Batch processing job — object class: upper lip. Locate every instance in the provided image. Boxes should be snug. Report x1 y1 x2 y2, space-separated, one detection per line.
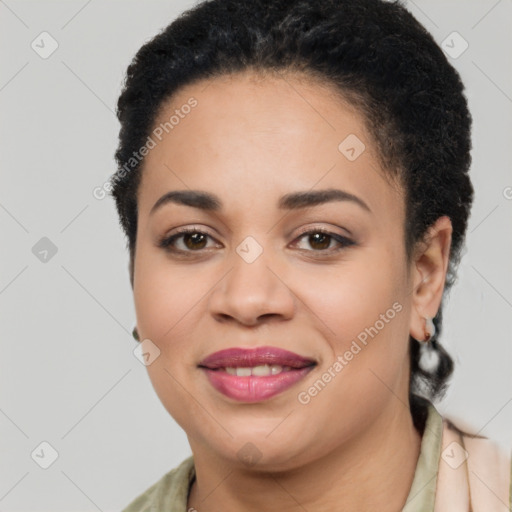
198 346 317 370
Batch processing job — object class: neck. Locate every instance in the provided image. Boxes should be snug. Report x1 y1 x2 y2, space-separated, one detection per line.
187 401 422 512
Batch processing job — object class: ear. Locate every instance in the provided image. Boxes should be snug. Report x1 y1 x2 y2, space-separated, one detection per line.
409 216 453 341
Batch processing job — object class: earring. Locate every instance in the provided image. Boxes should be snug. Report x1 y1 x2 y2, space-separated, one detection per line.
418 317 439 372
132 326 140 342
422 317 436 344
413 317 435 344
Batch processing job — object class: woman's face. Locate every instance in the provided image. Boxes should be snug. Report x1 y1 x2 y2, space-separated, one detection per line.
133 71 419 469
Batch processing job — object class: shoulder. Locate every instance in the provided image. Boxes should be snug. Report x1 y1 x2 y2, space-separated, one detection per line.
437 411 511 511
122 455 195 512
460 427 511 511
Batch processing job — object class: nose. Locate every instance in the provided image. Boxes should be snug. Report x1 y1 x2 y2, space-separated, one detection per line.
208 247 296 327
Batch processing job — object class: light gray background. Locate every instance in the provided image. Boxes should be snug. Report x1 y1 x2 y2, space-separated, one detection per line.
1 0 511 510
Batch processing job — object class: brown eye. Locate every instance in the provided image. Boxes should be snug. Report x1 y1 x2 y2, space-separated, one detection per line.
182 232 208 250
292 228 355 254
158 228 218 253
307 232 331 250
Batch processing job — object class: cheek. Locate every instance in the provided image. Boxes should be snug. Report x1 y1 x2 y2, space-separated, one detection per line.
295 256 405 343
133 244 203 340
133 274 205 424
133 253 207 427
296 252 410 394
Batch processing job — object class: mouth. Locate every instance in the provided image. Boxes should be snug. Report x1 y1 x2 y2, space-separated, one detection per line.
198 346 317 370
198 346 317 402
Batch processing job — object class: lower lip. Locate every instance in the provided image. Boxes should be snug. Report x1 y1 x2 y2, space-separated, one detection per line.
201 366 315 402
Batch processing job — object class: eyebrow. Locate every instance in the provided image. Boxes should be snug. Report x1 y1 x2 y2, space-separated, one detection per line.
149 188 371 215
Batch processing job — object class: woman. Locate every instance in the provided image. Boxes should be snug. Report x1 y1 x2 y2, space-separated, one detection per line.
110 0 511 510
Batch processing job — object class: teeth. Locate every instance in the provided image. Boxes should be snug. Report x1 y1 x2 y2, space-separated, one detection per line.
252 364 271 376
224 365 291 376
271 364 285 375
236 367 252 377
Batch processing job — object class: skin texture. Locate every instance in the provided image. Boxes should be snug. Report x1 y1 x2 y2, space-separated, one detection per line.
132 70 452 512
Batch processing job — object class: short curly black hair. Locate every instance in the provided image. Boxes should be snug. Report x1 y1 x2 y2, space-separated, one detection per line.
110 0 474 420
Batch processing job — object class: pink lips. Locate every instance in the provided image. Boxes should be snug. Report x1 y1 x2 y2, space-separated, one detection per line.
198 346 316 403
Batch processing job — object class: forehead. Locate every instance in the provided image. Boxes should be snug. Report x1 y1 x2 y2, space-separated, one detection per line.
137 70 403 220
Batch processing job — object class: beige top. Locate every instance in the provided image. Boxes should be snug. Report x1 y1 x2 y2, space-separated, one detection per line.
122 402 512 511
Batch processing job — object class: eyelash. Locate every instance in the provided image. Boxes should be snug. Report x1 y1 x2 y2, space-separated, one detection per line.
158 225 355 257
